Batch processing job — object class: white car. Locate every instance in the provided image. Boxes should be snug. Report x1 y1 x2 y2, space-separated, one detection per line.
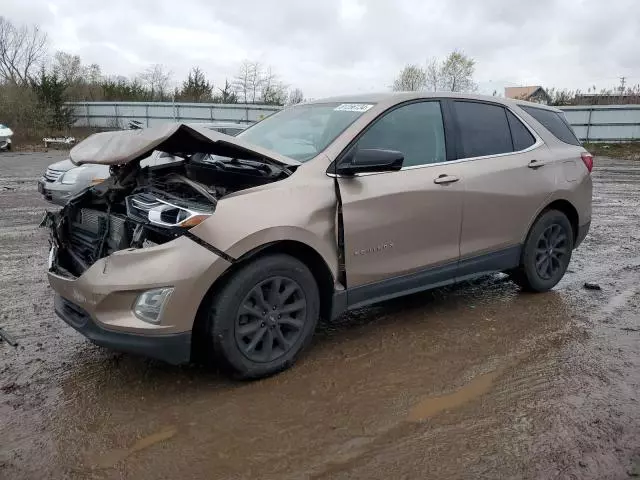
0 124 13 151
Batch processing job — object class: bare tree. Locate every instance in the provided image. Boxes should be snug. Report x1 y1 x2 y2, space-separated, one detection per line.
249 62 264 103
392 64 426 91
438 51 477 92
233 60 264 103
232 61 251 103
260 66 288 105
83 63 102 84
425 57 439 92
288 88 304 105
422 51 477 93
52 51 82 84
0 17 48 85
139 64 173 101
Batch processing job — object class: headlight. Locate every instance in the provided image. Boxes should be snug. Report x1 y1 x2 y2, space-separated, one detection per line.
60 167 84 184
133 287 174 324
147 203 211 228
126 195 212 228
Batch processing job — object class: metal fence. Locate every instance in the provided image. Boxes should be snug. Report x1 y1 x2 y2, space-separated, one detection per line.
559 105 640 142
68 101 640 143
69 101 282 128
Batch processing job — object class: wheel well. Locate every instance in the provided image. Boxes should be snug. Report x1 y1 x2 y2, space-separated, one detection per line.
191 241 336 361
238 241 336 322
542 200 579 242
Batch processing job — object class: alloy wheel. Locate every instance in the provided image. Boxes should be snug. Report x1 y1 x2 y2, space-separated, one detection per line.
534 223 569 280
235 276 307 363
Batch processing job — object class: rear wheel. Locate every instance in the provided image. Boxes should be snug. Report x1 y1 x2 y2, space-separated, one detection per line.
205 254 319 379
511 210 574 292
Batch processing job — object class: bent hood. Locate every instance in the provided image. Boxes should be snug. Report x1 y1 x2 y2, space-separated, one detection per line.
69 123 301 168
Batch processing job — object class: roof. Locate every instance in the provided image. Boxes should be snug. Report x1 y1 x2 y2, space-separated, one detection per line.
505 86 546 100
304 91 561 112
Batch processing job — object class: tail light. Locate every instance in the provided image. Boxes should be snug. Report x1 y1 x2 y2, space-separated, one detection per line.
581 152 593 173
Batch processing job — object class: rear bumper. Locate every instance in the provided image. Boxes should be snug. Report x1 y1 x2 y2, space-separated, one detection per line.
575 221 591 248
55 295 192 364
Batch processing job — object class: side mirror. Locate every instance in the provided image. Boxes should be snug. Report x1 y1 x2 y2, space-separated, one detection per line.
336 148 404 176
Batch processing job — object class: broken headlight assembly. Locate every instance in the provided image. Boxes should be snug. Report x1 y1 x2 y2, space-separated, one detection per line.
126 193 212 228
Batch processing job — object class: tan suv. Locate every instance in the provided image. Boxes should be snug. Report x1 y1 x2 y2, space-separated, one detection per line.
43 92 592 378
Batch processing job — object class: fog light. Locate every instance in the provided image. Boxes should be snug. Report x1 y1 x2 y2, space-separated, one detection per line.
133 287 173 324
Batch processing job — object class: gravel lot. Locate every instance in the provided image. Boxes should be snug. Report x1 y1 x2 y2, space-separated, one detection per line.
0 152 639 479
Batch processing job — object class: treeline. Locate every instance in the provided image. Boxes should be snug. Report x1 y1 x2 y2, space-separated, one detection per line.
546 85 640 106
0 16 304 139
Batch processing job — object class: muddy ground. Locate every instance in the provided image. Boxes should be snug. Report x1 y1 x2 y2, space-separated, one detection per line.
0 152 638 479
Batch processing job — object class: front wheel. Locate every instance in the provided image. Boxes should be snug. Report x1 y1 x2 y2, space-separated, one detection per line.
205 254 320 379
511 210 574 292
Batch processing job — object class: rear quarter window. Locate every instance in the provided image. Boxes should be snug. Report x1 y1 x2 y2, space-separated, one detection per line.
520 106 581 146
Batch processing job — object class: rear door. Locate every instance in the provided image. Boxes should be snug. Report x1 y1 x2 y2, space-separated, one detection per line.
450 100 557 274
337 100 465 301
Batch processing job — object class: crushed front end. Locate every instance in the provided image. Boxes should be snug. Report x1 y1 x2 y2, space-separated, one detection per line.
41 162 236 364
41 123 296 364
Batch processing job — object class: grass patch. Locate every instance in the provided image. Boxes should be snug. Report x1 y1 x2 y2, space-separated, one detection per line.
583 142 640 160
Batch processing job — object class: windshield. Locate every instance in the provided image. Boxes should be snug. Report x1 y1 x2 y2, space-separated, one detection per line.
231 102 374 162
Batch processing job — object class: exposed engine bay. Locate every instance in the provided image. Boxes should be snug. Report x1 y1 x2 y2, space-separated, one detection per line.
42 153 291 277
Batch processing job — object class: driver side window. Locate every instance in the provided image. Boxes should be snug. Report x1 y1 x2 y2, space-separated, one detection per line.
356 101 446 167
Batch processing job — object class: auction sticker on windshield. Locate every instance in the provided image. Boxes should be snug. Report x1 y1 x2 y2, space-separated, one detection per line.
334 104 374 112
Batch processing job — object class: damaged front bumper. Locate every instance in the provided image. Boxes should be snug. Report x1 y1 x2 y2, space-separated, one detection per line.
54 295 192 364
43 212 232 363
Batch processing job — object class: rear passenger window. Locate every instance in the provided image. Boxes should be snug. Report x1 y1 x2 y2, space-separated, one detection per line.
356 101 446 167
520 106 581 146
453 101 512 158
507 110 536 150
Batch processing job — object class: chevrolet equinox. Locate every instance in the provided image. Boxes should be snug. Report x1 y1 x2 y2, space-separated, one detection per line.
43 92 592 378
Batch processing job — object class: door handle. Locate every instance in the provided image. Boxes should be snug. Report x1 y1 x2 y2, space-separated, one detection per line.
527 159 546 169
434 174 459 185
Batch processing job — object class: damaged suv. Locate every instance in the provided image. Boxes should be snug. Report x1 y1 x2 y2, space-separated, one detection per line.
43 93 592 378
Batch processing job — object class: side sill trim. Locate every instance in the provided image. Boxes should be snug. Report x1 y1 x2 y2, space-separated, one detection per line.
341 245 522 312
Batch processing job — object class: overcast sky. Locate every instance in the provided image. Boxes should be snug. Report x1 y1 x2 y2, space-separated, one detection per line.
5 0 640 98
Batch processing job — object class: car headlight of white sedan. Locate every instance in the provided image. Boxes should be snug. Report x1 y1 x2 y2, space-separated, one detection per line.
60 167 86 184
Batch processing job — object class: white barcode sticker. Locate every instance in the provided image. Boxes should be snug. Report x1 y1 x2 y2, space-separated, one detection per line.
334 103 374 112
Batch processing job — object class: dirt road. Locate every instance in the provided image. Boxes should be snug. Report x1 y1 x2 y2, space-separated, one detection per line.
1 152 638 479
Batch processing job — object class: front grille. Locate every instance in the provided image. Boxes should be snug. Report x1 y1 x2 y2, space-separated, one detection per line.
44 168 65 182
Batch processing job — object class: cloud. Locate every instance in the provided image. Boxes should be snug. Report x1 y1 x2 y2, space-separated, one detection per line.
3 0 640 97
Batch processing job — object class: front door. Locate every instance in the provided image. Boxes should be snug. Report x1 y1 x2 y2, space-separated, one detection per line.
337 100 464 304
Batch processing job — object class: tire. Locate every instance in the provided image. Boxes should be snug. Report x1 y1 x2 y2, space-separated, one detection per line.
204 254 320 379
511 210 574 292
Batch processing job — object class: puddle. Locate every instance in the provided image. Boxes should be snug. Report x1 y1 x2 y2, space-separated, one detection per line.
408 369 501 421
88 426 177 469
